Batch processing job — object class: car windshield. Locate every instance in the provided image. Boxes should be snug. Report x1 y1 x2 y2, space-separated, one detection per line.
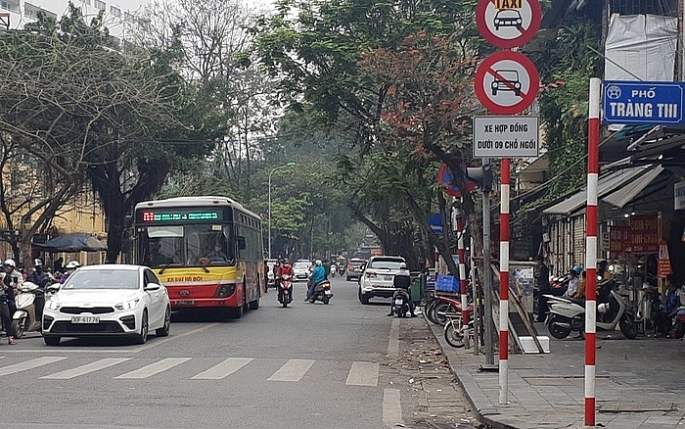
294 262 310 270
369 259 403 270
62 269 139 290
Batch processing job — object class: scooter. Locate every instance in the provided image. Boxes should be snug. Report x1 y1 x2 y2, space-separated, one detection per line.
545 279 637 340
12 281 42 338
277 274 293 308
309 280 333 304
390 288 412 317
330 265 337 278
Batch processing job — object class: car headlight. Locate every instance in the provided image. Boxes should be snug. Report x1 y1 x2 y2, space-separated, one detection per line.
115 299 140 311
46 300 60 311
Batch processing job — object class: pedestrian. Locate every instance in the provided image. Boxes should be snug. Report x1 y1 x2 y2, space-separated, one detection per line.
534 255 550 322
573 271 587 299
656 276 679 337
564 266 582 298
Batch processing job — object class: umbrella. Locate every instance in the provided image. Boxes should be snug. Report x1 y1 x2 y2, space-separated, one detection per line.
34 233 107 252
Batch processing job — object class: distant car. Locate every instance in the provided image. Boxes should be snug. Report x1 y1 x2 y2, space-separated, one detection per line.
346 258 367 281
42 264 171 346
292 261 311 282
491 69 521 96
493 9 522 30
358 256 406 305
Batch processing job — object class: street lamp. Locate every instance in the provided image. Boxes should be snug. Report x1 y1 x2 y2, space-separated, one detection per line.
268 162 296 259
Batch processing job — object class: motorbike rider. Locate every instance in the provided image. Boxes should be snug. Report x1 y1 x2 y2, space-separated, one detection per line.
59 261 81 284
306 260 326 302
27 259 51 324
1 259 22 317
387 262 416 317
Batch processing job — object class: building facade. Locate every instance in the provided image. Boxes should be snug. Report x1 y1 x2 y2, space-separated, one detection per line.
0 0 152 42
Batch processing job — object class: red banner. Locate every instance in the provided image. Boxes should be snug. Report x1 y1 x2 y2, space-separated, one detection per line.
609 226 631 256
630 215 659 253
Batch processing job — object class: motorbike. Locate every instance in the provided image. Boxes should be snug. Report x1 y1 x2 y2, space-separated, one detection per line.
309 280 333 304
545 279 637 340
390 288 412 318
277 274 293 308
330 265 337 278
12 281 43 338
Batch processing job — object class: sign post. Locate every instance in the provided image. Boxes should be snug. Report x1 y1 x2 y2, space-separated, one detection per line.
474 0 541 405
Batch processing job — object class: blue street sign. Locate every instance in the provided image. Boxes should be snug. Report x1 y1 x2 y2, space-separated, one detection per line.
429 213 443 234
603 81 684 125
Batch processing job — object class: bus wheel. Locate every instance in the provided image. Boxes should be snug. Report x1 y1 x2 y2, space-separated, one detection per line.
249 296 259 310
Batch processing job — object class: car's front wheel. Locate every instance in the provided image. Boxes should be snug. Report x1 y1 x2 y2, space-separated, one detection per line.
358 287 370 305
44 336 60 346
155 306 171 337
133 310 149 345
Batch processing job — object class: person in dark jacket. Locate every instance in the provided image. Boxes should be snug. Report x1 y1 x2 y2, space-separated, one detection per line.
27 259 50 324
534 255 551 322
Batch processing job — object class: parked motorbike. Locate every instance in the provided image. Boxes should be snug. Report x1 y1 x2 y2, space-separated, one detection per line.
309 280 333 304
277 274 293 308
390 288 411 318
12 281 43 338
545 279 637 340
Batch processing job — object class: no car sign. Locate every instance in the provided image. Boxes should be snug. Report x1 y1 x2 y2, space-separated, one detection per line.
476 0 542 49
474 51 539 115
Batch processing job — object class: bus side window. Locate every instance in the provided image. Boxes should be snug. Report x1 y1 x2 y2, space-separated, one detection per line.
237 236 246 250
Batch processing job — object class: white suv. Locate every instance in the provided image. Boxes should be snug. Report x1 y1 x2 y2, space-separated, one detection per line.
358 256 406 305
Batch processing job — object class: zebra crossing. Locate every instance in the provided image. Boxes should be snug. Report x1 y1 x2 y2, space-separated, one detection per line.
0 355 381 385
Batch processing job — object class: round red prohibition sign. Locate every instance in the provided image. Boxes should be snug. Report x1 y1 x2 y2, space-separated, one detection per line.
476 0 542 49
474 51 539 115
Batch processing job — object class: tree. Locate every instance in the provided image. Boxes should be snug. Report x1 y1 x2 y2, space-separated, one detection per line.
0 5 213 262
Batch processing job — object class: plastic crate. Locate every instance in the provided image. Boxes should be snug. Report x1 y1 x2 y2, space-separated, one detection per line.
436 274 460 293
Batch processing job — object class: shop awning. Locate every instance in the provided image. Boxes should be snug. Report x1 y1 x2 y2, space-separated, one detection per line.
603 165 664 208
543 164 658 216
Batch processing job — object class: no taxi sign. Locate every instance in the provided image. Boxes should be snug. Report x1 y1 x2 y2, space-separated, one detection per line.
474 50 539 115
476 0 542 49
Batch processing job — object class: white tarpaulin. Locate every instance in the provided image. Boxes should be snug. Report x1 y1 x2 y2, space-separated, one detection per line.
605 14 678 81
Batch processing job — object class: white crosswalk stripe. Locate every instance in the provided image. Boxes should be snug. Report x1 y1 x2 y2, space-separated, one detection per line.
0 356 66 377
267 359 315 382
115 358 191 379
41 358 131 380
0 356 380 385
191 357 253 380
346 361 379 386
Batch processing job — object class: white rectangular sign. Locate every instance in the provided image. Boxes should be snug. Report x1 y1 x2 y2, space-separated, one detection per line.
674 181 685 210
473 116 539 158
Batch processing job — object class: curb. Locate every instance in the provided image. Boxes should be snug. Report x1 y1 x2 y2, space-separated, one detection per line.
424 314 518 429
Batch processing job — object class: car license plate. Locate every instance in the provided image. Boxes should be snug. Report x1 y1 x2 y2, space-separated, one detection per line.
395 298 404 305
174 300 195 306
324 290 332 296
384 275 393 281
71 316 100 324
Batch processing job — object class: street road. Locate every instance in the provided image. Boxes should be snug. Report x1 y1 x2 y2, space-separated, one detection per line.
0 276 451 429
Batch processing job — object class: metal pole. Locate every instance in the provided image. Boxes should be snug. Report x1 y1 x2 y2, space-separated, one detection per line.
482 158 494 367
268 169 274 259
471 236 480 356
457 210 470 349
585 77 601 426
499 158 510 404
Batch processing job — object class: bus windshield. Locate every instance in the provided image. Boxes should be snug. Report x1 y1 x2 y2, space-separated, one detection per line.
140 224 235 268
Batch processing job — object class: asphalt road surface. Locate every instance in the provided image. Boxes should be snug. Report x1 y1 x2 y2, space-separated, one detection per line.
0 276 476 429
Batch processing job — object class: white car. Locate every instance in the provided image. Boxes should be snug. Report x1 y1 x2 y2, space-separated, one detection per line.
42 264 171 346
358 256 406 304
292 261 311 282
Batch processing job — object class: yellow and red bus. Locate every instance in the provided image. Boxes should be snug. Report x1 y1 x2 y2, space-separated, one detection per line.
132 196 263 318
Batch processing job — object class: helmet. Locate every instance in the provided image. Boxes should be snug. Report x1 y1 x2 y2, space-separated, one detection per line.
34 258 43 267
572 266 582 275
66 261 81 269
315 260 322 266
3 259 15 268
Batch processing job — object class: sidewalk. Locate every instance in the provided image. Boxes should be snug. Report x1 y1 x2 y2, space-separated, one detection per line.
427 318 685 429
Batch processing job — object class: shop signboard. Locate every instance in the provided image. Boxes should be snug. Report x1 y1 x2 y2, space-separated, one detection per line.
675 181 685 210
658 240 673 279
630 215 659 253
609 226 631 257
